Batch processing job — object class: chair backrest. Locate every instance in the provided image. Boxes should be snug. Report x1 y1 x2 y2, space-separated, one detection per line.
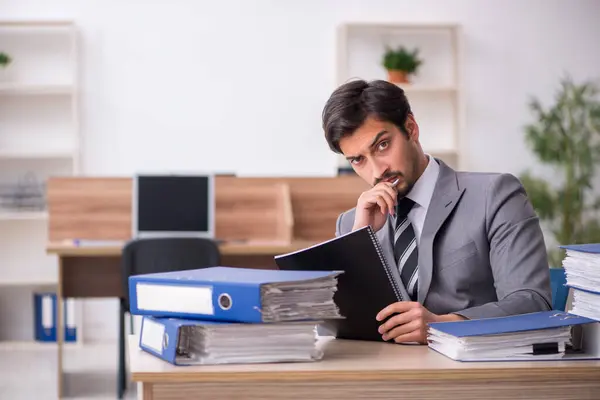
121 237 221 310
550 267 569 311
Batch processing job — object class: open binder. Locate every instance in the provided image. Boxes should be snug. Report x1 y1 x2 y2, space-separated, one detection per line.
275 225 407 342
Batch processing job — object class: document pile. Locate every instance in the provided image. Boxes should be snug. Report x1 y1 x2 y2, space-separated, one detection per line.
561 243 600 321
427 311 597 362
129 266 343 365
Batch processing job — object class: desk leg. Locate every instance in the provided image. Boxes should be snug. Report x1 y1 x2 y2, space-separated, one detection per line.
138 382 153 400
57 257 64 399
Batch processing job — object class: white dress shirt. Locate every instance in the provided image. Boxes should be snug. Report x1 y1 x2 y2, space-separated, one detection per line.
395 154 440 246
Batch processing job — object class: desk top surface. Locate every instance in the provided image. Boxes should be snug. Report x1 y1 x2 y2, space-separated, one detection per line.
46 239 316 256
127 335 600 383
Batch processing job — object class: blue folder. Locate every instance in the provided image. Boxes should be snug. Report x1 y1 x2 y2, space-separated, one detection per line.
138 316 202 365
34 292 77 342
560 243 600 253
138 315 323 365
128 266 342 323
428 311 596 338
428 311 600 361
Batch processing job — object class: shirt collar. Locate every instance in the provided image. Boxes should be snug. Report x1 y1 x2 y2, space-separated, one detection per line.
405 154 439 210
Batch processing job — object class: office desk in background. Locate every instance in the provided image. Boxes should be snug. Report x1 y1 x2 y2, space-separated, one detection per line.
127 335 600 400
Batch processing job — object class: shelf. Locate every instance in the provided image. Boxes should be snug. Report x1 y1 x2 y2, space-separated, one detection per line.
396 84 457 93
336 21 465 170
0 277 56 286
342 22 460 31
0 20 75 28
0 148 75 159
0 83 74 96
0 340 79 351
0 19 80 349
0 211 48 221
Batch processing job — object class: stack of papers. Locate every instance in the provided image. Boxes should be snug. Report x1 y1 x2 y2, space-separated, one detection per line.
260 275 342 322
427 311 596 361
571 290 600 321
141 317 324 365
561 244 600 321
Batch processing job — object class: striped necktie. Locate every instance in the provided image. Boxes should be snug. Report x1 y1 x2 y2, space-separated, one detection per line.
393 197 418 300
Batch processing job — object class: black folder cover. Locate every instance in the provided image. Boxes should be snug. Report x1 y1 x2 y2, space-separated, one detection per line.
274 226 404 342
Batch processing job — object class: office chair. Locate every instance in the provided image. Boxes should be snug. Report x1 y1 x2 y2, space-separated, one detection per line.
117 237 221 399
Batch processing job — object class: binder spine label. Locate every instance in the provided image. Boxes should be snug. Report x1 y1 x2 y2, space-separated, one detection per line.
42 295 53 330
141 317 166 355
136 283 215 316
65 298 75 328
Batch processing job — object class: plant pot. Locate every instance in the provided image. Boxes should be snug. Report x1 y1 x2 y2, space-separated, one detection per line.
387 69 410 84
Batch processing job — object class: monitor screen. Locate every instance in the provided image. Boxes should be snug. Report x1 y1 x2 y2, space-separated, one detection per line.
133 174 214 238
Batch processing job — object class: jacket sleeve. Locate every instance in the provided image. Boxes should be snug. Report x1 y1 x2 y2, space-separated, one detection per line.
454 173 553 320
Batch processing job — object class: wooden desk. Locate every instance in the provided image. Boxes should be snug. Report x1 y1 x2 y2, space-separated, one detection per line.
46 240 315 257
127 335 600 400
46 240 317 398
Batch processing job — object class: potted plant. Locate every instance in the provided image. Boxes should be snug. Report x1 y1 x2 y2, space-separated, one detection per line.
519 75 600 269
0 52 11 68
381 46 422 84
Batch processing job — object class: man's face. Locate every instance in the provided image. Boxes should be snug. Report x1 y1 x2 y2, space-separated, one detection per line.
338 115 421 198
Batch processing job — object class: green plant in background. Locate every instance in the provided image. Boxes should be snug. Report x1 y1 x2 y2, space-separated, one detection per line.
381 46 423 83
519 75 600 267
382 46 422 73
0 52 11 67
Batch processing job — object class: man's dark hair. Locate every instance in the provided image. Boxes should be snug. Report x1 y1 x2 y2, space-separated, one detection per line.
322 79 412 154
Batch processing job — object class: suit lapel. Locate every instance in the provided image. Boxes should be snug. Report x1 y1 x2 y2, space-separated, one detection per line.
418 159 465 304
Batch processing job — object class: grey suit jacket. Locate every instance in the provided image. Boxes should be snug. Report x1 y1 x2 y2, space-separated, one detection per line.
335 159 552 319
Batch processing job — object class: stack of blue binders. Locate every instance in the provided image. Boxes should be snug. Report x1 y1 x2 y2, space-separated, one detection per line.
128 266 343 365
560 243 600 322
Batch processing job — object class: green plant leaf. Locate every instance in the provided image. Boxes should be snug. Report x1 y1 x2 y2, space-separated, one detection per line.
520 75 600 260
578 219 600 243
0 52 11 67
547 248 565 268
381 46 423 73
519 171 557 220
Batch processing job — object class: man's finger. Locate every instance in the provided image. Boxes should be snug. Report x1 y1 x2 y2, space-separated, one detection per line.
382 184 398 201
371 189 395 214
375 197 388 215
376 301 418 321
392 330 424 344
378 311 415 334
382 318 422 341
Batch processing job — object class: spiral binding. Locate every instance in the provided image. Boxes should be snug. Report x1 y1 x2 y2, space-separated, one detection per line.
366 226 404 302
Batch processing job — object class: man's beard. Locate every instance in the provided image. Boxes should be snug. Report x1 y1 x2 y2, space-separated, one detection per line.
396 181 415 198
374 171 404 186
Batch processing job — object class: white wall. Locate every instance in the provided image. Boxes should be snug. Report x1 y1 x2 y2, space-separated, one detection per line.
2 0 599 341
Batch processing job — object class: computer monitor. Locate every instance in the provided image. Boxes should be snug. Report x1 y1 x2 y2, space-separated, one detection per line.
132 173 215 239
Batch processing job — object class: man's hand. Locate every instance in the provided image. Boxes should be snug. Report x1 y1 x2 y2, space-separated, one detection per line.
352 181 398 232
376 302 466 344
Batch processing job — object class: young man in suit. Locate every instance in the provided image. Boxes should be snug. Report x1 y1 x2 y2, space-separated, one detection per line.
322 79 552 344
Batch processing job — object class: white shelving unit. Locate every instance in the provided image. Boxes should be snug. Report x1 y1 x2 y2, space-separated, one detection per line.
0 20 83 349
334 22 465 172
